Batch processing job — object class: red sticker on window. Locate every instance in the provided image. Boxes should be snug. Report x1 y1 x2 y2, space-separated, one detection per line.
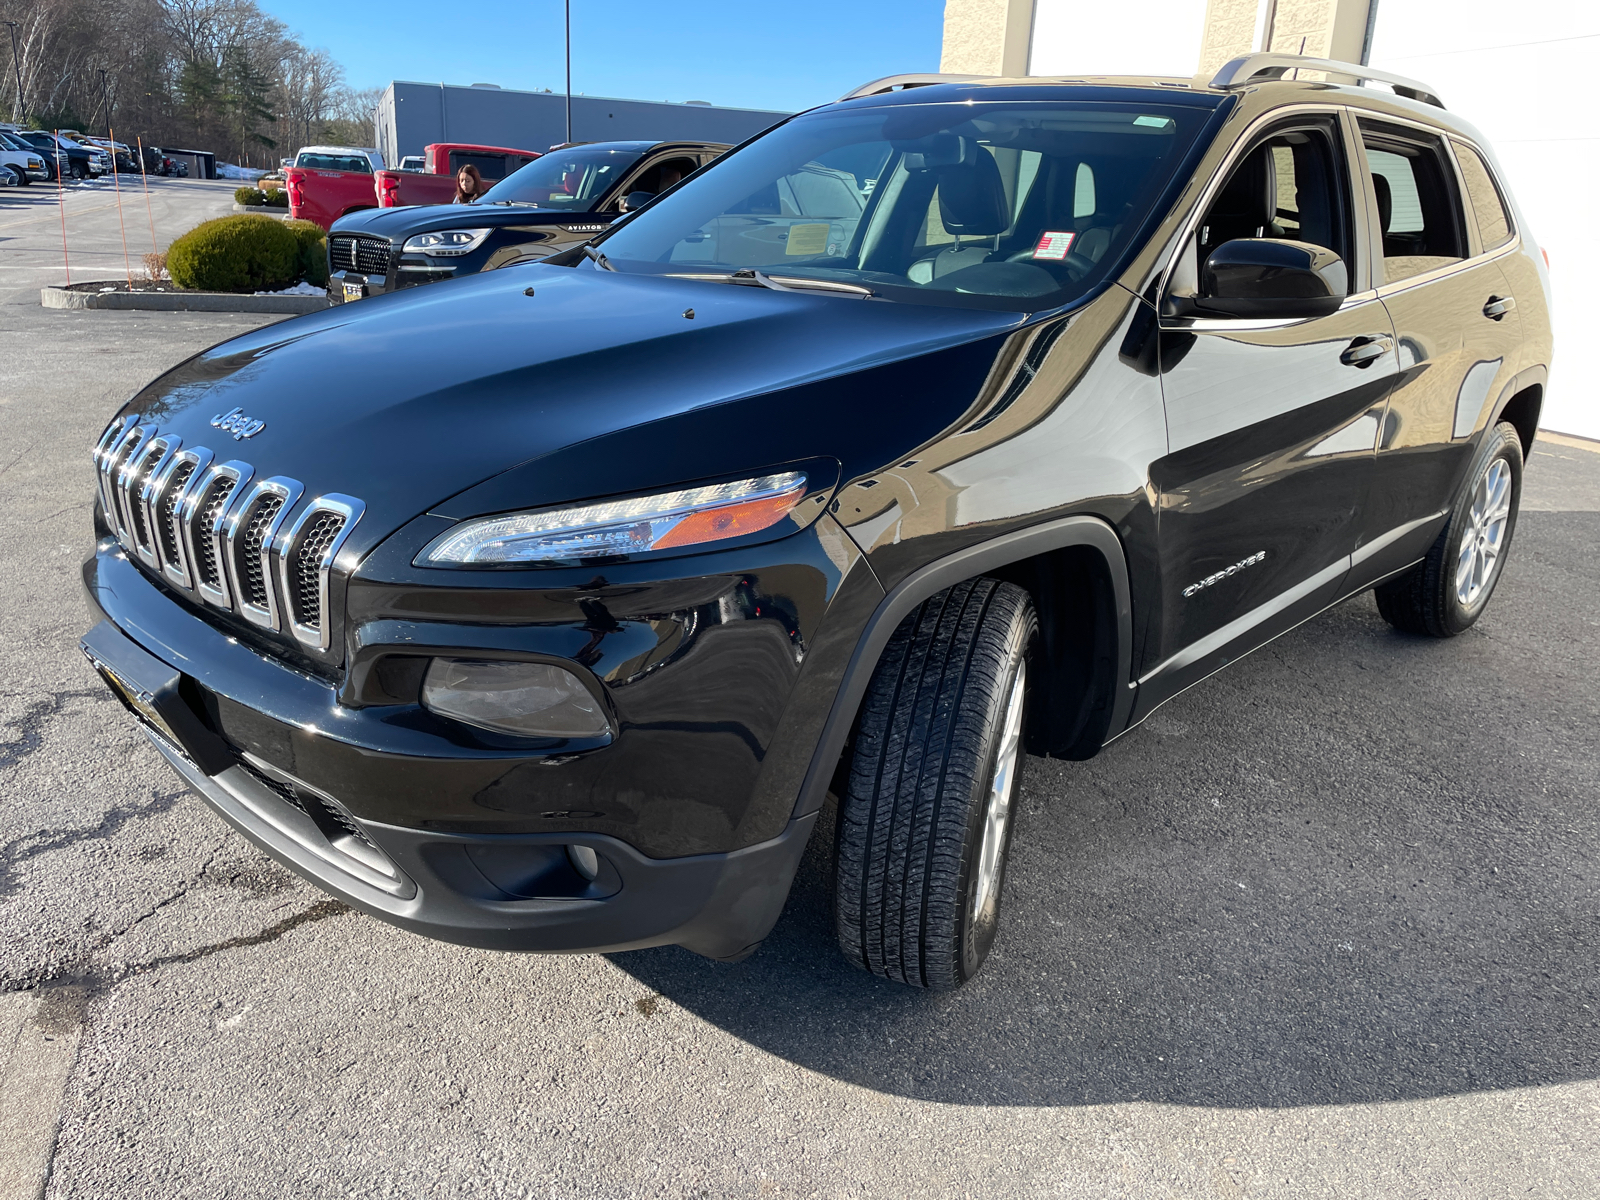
1034 230 1076 260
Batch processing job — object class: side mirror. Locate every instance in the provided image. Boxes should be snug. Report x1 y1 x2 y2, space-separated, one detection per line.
619 190 655 213
1196 238 1348 319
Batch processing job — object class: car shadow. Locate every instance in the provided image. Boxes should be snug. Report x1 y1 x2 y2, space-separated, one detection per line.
610 586 1600 1109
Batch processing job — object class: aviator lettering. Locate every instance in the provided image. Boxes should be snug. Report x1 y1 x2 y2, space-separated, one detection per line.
210 407 265 440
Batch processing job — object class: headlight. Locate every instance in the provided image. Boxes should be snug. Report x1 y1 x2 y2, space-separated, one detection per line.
403 228 492 256
422 658 610 738
420 471 809 566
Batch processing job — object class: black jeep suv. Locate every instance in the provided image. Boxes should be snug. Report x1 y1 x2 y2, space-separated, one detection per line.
83 56 1551 989
326 140 728 303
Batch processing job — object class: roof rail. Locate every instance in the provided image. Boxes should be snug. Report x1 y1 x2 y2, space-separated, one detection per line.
1208 53 1444 109
839 73 991 102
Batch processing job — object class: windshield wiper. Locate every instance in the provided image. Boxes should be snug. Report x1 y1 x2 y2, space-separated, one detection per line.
582 244 615 271
662 269 873 298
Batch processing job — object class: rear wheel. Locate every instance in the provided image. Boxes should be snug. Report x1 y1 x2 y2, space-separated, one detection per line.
1375 420 1523 636
834 578 1037 990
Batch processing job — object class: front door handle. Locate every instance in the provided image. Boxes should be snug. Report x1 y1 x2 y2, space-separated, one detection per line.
1483 295 1516 320
1340 336 1393 368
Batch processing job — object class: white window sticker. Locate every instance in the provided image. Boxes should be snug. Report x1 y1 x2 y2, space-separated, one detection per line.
1034 230 1076 260
785 223 830 256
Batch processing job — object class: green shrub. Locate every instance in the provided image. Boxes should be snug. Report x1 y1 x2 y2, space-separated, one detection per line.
234 186 263 206
284 219 328 287
167 215 299 293
263 186 288 208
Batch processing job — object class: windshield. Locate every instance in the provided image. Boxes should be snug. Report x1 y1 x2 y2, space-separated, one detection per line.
296 152 370 173
478 146 646 207
592 98 1217 311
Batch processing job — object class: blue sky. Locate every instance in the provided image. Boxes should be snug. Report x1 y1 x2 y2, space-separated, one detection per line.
259 0 945 114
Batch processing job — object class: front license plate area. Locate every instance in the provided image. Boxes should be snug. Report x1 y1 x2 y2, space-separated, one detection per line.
342 282 365 302
80 621 234 775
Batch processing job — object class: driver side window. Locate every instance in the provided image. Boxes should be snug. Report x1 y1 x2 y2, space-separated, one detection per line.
1183 121 1352 300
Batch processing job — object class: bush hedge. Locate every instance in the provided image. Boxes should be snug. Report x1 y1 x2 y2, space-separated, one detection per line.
284 219 328 287
234 185 288 208
167 215 299 292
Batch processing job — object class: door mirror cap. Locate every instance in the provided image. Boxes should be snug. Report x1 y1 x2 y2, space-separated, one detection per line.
618 190 656 213
1197 238 1348 319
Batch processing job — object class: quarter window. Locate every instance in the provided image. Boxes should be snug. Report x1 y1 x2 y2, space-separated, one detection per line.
1359 124 1466 284
1451 140 1513 252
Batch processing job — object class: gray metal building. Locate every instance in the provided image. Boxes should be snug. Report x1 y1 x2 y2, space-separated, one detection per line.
375 82 790 166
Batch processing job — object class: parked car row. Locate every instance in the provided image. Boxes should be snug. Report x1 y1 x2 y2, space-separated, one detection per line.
0 125 189 181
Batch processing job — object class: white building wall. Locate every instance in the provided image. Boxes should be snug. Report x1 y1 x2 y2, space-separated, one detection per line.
1367 1 1598 437
1028 0 1210 77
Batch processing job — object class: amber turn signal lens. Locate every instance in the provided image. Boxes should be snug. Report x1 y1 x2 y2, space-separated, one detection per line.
651 489 804 549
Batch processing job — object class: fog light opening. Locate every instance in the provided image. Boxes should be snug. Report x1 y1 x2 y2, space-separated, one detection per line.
421 658 611 740
568 844 600 881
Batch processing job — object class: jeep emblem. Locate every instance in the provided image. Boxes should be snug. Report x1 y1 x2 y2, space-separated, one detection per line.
210 407 265 440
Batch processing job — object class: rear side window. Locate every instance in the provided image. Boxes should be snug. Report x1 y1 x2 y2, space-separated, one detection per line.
1451 140 1513 252
1359 123 1465 284
450 152 511 180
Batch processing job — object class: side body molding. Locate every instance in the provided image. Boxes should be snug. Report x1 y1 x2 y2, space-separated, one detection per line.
791 514 1134 820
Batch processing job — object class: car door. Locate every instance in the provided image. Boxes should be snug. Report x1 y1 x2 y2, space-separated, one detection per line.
1349 117 1525 589
1144 112 1397 701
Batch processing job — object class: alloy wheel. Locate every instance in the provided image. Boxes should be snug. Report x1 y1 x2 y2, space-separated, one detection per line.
1455 457 1512 608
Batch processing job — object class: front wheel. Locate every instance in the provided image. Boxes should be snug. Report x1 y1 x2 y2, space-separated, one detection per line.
834 577 1037 990
1376 420 1523 636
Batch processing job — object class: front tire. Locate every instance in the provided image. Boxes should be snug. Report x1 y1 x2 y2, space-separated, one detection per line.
1375 420 1523 637
834 578 1037 990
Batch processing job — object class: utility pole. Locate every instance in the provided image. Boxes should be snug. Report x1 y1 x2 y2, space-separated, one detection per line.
4 21 24 125
98 68 112 137
564 0 572 145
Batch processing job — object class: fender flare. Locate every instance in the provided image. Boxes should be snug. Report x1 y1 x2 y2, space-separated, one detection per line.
791 514 1134 820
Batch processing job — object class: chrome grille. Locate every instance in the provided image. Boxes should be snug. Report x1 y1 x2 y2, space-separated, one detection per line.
92 418 362 652
330 235 390 275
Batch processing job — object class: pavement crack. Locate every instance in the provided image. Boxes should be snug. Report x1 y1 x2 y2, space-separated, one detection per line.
122 899 351 978
0 687 108 772
0 787 186 900
92 841 224 950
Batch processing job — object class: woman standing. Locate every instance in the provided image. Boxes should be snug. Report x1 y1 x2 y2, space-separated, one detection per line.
452 164 488 204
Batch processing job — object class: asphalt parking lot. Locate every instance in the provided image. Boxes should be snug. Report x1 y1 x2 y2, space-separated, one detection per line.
2 190 1599 1197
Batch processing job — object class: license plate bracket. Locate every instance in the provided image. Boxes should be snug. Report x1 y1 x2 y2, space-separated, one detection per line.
80 621 234 775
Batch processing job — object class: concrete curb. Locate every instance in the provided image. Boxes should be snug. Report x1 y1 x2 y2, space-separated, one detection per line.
41 285 330 314
230 204 291 216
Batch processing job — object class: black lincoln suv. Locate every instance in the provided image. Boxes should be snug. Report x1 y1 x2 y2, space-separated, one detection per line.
83 56 1551 989
326 140 729 303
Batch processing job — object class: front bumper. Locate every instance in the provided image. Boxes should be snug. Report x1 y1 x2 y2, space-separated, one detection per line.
328 264 456 302
82 612 817 958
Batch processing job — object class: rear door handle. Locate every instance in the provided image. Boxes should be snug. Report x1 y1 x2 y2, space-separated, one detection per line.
1340 336 1393 368
1483 295 1516 320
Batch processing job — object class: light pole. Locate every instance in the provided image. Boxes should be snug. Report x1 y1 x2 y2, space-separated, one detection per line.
564 0 571 145
4 21 24 125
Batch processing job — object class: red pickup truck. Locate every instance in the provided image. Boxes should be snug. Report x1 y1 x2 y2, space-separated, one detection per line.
283 145 385 230
375 143 541 208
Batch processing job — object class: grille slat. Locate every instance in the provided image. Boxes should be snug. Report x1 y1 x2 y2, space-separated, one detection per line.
239 494 285 609
194 477 236 589
158 460 197 567
329 237 356 272
291 512 344 629
127 439 167 555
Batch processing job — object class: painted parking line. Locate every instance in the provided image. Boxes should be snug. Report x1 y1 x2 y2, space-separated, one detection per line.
0 989 84 1200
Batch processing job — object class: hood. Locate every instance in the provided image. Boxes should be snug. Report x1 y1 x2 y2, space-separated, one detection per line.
333 203 584 239
118 265 1023 555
